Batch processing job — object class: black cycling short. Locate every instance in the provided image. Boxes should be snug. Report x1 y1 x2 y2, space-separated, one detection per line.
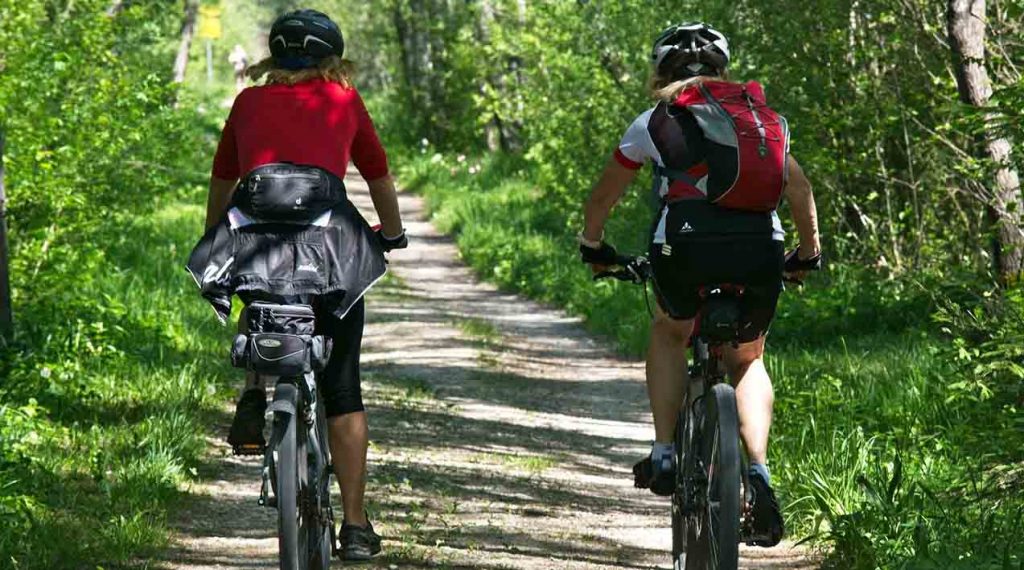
239 293 366 418
649 238 784 343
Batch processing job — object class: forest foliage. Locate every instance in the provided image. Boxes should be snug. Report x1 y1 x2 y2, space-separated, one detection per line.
0 1 231 567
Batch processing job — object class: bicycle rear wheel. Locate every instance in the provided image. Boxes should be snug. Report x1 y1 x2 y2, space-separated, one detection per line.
273 383 308 570
671 406 690 570
689 383 741 569
307 400 333 570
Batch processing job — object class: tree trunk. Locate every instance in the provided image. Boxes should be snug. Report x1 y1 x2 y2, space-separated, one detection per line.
393 0 435 131
947 0 1023 283
0 127 12 333
172 1 199 84
475 0 502 151
106 0 126 16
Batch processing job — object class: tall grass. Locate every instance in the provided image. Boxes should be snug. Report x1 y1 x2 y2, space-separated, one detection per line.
0 193 236 568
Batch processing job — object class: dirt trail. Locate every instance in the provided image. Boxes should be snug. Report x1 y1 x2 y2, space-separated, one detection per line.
160 173 816 569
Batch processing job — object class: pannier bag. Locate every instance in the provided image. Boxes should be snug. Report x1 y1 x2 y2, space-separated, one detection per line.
233 163 345 222
230 302 333 375
667 80 790 212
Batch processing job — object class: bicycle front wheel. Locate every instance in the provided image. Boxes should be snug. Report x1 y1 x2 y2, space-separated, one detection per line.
689 383 741 569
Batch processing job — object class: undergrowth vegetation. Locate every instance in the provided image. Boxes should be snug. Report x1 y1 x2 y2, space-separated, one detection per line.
0 2 232 567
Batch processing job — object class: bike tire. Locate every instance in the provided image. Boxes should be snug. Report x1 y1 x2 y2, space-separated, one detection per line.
275 385 302 570
671 406 688 570
690 383 741 570
307 401 333 570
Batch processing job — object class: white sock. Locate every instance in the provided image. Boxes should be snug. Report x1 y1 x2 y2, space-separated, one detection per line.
651 442 674 471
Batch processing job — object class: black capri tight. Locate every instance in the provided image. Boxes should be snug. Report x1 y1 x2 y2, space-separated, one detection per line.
314 298 366 417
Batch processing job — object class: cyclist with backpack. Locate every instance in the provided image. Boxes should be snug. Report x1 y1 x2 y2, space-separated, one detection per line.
199 10 406 561
578 23 821 547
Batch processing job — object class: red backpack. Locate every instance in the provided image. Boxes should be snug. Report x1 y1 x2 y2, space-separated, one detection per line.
659 80 789 212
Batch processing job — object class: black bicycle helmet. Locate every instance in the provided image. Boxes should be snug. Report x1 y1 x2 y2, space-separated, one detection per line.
269 9 345 69
651 22 730 79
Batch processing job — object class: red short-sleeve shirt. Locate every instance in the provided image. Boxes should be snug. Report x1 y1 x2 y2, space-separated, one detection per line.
212 79 389 182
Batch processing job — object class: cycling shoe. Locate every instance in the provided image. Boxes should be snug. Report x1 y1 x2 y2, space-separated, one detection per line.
633 455 675 497
746 470 784 547
340 519 383 561
227 388 267 454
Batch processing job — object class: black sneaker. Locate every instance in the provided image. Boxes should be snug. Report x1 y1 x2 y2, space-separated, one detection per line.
339 520 382 561
227 388 266 454
747 470 784 547
633 455 675 497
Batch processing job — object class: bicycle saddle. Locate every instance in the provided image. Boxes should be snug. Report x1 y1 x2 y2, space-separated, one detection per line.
699 285 744 344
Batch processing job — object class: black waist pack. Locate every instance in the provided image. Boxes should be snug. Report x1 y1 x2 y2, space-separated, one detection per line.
233 163 345 223
231 303 332 375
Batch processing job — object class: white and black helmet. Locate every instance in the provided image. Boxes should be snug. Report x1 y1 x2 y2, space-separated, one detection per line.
269 9 345 69
651 22 730 78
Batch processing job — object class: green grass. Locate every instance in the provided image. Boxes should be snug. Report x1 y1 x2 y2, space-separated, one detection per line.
0 191 236 568
397 149 1024 569
453 317 502 345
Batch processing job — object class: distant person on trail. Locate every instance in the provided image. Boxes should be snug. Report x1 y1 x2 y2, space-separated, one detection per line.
228 44 249 94
199 9 406 561
578 23 821 547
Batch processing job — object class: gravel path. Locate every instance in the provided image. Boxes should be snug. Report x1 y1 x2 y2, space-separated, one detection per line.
159 173 817 569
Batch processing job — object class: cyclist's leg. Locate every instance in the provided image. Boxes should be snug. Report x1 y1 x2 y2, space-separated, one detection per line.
646 306 695 443
316 299 371 527
721 238 784 467
722 337 772 466
647 242 701 443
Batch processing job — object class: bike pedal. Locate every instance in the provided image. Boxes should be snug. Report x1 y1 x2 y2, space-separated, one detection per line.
632 458 652 489
232 443 266 456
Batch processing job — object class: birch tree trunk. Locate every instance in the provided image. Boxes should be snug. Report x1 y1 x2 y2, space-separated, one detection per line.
947 0 1023 283
172 1 199 84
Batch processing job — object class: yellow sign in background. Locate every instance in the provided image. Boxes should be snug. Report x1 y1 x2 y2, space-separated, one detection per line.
198 6 222 40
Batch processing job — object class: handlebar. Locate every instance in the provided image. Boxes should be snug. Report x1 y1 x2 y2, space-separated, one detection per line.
593 254 808 286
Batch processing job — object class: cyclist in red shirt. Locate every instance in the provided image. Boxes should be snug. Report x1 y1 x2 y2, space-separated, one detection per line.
204 10 403 560
579 23 822 547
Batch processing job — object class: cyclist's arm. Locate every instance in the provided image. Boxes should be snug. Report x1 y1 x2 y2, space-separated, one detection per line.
583 157 640 242
206 176 238 230
783 155 820 258
366 174 404 237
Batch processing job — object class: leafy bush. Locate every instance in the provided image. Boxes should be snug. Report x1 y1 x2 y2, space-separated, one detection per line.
0 2 233 567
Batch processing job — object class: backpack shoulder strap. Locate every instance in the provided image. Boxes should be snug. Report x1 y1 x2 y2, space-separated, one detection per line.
653 163 702 187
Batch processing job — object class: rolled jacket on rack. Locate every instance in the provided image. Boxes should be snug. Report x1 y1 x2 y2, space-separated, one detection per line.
186 164 387 323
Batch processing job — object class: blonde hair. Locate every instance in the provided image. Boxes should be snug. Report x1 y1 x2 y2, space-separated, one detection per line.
649 69 730 102
245 55 356 87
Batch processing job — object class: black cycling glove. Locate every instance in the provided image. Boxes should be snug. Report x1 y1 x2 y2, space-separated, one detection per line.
377 229 409 253
580 241 619 266
784 248 823 272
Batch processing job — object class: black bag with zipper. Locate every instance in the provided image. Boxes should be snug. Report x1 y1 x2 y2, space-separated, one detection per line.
233 163 346 223
230 302 333 376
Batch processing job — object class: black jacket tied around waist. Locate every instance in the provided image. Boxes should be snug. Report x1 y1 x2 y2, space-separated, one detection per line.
186 164 386 323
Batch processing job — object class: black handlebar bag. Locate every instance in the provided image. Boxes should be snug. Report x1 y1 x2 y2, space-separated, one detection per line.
233 163 346 223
